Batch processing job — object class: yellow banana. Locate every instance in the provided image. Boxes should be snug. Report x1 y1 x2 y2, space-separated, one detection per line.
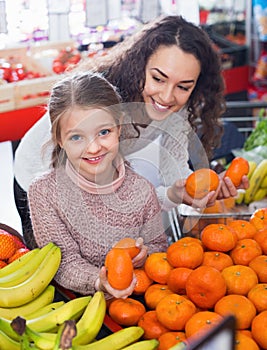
0 284 55 320
169 342 187 350
0 242 55 287
247 161 257 179
244 159 267 205
72 291 106 346
27 295 91 333
0 330 20 350
72 326 144 350
260 174 267 188
0 248 40 278
235 189 245 205
121 339 159 349
0 245 61 308
25 300 65 320
253 187 267 202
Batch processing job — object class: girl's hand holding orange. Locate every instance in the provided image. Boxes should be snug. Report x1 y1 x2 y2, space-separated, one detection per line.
96 266 137 300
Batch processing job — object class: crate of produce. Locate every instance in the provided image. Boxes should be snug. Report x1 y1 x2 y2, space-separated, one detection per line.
0 46 52 112
175 203 252 240
202 21 248 69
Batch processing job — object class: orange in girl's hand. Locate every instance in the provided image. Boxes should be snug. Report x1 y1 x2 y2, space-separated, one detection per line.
185 168 220 199
105 248 133 290
225 157 249 187
113 237 140 258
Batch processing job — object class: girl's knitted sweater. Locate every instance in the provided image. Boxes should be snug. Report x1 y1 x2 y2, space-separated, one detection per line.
28 162 167 295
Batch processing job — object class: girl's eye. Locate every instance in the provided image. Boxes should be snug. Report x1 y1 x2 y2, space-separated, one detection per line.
99 129 110 136
70 134 82 141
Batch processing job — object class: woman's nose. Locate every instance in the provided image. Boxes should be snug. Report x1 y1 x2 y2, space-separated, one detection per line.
159 85 175 104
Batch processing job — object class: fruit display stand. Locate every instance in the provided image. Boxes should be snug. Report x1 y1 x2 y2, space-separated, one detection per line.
0 41 76 142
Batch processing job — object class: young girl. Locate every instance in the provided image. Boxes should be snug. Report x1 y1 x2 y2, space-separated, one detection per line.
28 71 168 299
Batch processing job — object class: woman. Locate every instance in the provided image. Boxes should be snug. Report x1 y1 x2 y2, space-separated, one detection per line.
14 15 248 245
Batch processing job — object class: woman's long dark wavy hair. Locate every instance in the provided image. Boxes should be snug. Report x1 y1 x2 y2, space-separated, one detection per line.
75 15 226 159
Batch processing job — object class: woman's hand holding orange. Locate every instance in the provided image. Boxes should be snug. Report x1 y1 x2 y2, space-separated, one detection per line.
132 237 148 268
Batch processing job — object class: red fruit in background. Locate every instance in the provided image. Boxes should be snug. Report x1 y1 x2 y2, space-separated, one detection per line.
12 235 26 249
8 247 30 264
0 230 17 260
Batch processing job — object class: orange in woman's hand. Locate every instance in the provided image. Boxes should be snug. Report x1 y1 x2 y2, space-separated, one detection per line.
185 168 220 199
113 237 140 258
105 248 133 290
224 157 249 187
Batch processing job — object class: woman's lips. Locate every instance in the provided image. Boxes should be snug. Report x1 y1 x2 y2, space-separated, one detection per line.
152 99 171 112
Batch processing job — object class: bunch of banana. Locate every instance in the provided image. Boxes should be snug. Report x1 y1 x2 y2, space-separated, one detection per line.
235 160 267 205
0 242 61 308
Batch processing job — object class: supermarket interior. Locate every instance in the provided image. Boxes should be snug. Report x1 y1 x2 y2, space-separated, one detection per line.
1 1 267 349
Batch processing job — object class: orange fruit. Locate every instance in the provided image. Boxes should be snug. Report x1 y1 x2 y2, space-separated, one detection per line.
144 284 173 310
113 237 140 258
158 331 187 350
214 294 256 330
138 310 170 340
8 247 30 264
235 331 260 350
185 311 223 338
0 230 17 260
237 329 253 338
230 238 262 266
105 248 133 290
167 267 193 294
156 294 196 331
201 251 233 271
248 283 267 312
108 297 146 326
185 168 220 199
253 229 267 254
185 265 226 309
221 264 258 295
133 268 153 295
201 224 237 252
144 252 173 284
228 220 257 240
166 239 204 269
249 255 267 282
251 310 267 349
12 235 26 250
224 157 249 187
0 260 7 268
250 208 267 231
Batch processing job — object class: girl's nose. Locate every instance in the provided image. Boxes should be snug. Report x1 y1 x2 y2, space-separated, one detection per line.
85 138 101 154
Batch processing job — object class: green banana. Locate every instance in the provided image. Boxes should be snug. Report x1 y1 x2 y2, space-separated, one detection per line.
244 159 267 205
72 291 106 346
0 316 21 341
260 174 267 188
0 284 55 320
0 329 20 350
0 242 55 287
253 187 267 202
27 296 91 333
0 245 61 308
72 326 144 350
247 161 257 179
0 248 40 278
121 339 159 349
24 324 57 350
53 320 77 350
235 189 245 205
25 300 65 320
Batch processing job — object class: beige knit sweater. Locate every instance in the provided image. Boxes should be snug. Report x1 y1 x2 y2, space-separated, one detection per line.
28 163 167 295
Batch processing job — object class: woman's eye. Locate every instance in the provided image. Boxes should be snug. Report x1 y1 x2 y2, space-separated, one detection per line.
70 134 81 141
153 76 162 82
178 85 190 92
99 129 110 136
